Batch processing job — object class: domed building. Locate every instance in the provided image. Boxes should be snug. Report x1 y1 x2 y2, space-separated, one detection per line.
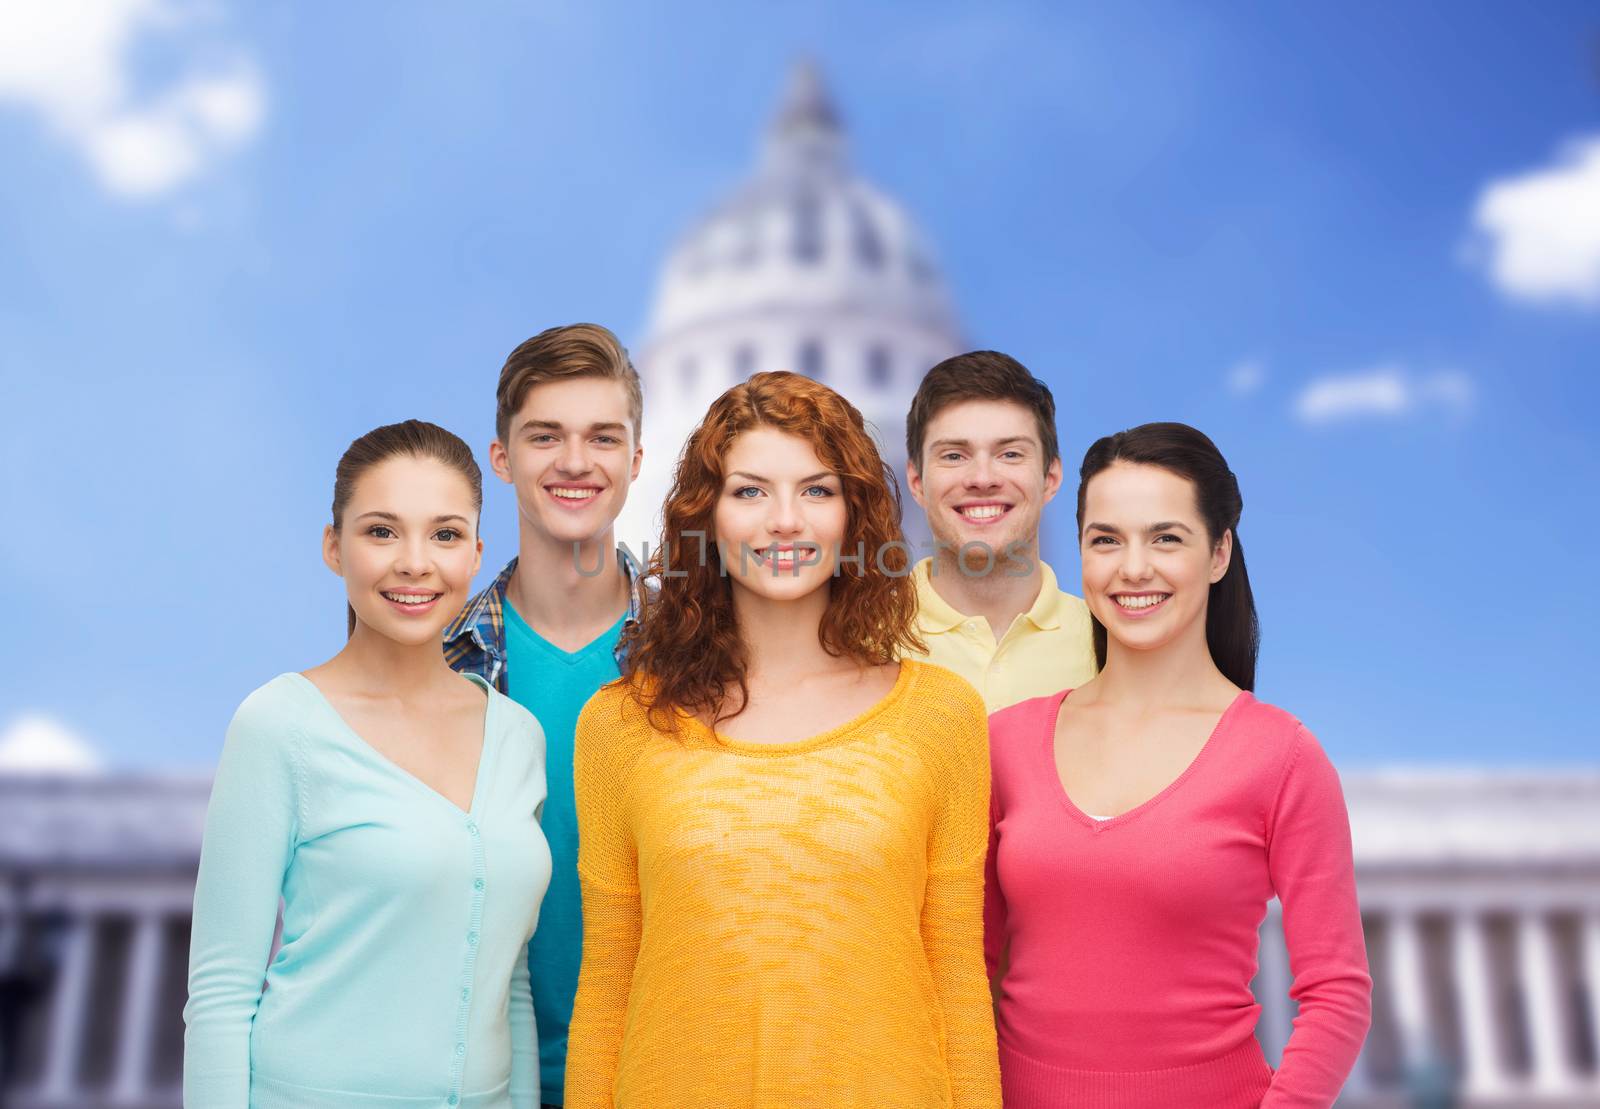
616 61 963 554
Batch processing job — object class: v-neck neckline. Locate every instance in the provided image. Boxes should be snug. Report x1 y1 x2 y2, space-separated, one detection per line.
291 671 495 817
1043 687 1251 832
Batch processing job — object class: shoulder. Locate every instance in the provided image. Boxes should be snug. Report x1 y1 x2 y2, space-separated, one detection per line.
485 682 544 742
578 678 649 731
988 691 1063 775
901 659 985 725
1224 694 1343 792
227 674 314 739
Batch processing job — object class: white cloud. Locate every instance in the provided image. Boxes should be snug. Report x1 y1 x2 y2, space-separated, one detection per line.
0 714 103 777
0 0 265 199
1226 358 1265 395
1470 136 1600 309
1294 365 1474 425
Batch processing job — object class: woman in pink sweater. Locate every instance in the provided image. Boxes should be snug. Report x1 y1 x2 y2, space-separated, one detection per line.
984 422 1370 1108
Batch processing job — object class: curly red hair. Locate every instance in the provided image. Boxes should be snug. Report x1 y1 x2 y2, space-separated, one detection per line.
619 371 923 731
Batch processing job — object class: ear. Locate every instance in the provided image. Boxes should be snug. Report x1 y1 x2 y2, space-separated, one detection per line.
1210 528 1234 584
905 457 927 509
630 441 643 483
322 525 344 577
488 439 513 485
472 534 484 578
1041 456 1064 504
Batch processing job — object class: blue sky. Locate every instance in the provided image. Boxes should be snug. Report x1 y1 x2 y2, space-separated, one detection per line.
2 2 1597 769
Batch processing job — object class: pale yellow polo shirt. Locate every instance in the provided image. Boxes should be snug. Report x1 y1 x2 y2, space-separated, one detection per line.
906 557 1098 712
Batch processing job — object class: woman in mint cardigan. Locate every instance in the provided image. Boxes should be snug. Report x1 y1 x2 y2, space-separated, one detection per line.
184 421 553 1108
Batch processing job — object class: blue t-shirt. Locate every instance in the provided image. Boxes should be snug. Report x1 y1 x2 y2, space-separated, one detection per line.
503 599 624 1107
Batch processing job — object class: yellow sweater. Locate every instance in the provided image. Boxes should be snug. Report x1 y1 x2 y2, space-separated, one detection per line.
566 660 1001 1109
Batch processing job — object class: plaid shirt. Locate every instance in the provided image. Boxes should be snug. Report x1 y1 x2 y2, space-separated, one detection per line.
442 550 647 693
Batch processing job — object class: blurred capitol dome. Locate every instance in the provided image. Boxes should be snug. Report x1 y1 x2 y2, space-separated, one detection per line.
616 60 963 553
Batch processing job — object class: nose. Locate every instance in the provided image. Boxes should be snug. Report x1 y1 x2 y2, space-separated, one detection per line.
766 491 805 537
556 436 590 476
1118 542 1154 584
393 534 432 578
964 453 1001 489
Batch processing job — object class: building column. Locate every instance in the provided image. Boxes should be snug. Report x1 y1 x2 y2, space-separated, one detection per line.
1515 908 1575 1096
110 911 166 1105
1452 909 1505 1099
1256 906 1295 1065
39 915 95 1101
1386 909 1432 1077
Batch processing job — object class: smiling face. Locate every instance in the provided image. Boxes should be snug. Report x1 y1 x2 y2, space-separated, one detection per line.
489 376 642 548
1079 461 1231 658
323 454 484 646
908 398 1062 566
712 426 848 606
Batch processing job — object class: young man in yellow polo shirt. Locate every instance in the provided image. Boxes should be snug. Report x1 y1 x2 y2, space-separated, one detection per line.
903 350 1097 711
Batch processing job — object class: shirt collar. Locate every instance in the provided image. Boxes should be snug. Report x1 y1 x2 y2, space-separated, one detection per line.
442 556 516 652
912 556 1065 633
912 558 968 634
1021 560 1064 630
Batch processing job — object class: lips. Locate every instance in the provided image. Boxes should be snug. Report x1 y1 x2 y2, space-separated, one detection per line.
955 503 1011 524
547 486 601 508
381 590 443 614
1111 592 1171 617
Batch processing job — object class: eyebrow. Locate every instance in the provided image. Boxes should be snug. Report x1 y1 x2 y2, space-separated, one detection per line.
726 470 838 485
355 511 472 525
928 436 1035 451
518 419 628 434
1084 521 1196 535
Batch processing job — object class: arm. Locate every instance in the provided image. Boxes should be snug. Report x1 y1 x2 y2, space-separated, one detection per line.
923 689 1003 1109
182 687 300 1108
563 696 642 1109
509 945 539 1107
508 701 546 1108
1261 726 1373 1108
982 785 1007 992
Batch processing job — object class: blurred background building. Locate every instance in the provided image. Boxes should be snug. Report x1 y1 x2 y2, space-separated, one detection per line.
2 62 1597 1109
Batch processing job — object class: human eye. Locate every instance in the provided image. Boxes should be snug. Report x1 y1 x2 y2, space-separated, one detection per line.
939 451 964 463
1001 449 1025 460
594 434 621 446
1087 535 1117 546
528 433 557 445
366 525 396 539
434 528 462 542
732 486 762 499
803 484 836 498
1154 533 1183 545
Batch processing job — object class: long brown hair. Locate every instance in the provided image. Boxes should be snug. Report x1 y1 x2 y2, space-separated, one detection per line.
620 371 922 730
331 420 483 636
1075 422 1259 690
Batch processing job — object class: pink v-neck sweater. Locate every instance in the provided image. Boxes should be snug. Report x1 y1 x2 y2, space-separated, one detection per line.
984 691 1370 1108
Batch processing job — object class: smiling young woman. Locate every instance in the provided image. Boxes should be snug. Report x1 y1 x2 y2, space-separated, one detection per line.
184 420 553 1108
563 372 1002 1108
983 423 1371 1108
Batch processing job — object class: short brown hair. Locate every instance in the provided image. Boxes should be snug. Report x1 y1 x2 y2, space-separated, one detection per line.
495 323 643 443
905 350 1059 472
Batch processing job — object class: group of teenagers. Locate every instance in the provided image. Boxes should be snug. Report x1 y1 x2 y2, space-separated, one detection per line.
182 324 1373 1108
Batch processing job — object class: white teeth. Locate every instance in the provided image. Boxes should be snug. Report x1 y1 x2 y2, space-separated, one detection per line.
550 488 597 500
960 505 1005 520
383 593 437 605
1114 594 1169 610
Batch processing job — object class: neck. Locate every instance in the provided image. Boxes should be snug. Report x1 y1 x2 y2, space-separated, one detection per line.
1093 614 1231 708
928 539 1045 636
731 582 839 685
507 523 629 637
333 624 458 697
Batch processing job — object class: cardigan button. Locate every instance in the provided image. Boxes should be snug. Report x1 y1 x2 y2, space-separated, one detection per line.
467 932 479 946
456 1042 466 1056
473 878 485 891
448 1096 458 1106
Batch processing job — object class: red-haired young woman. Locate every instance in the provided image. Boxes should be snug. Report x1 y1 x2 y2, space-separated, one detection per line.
564 372 1001 1108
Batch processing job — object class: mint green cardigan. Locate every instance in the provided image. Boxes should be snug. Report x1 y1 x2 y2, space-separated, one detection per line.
184 673 552 1107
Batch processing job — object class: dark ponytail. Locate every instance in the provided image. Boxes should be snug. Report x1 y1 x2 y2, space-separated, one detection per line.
1075 422 1259 691
330 420 483 638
